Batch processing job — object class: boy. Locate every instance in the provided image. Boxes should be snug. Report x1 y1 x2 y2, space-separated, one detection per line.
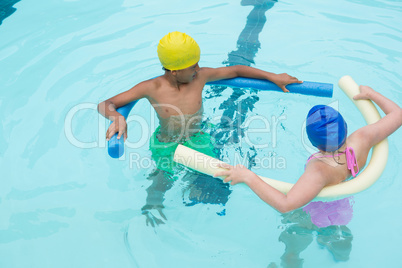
98 31 301 143
98 31 301 226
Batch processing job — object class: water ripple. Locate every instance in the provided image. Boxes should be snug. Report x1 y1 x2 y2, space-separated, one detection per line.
0 207 75 244
143 3 229 19
6 182 86 200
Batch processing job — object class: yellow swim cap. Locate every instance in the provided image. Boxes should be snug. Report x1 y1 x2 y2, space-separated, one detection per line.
157 31 200 70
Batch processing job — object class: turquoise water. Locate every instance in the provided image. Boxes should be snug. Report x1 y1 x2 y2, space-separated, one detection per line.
1 0 402 267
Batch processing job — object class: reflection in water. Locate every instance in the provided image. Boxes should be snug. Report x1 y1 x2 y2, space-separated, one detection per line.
141 137 232 227
268 209 353 268
0 0 21 26
224 0 277 66
211 0 277 163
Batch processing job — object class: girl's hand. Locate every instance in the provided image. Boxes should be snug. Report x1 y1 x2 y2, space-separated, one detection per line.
353 85 376 100
214 163 256 185
106 116 127 141
272 73 303 93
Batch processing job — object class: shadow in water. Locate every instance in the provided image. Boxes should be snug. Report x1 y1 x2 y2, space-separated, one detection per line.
224 0 277 66
0 0 21 26
211 0 278 162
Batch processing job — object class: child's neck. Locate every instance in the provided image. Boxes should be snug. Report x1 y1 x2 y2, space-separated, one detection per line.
319 143 347 155
164 71 183 88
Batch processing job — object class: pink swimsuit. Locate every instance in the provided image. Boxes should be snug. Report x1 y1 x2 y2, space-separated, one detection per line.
306 146 359 177
303 147 359 228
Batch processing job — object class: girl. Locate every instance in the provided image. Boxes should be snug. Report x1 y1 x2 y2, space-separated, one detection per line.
214 85 402 213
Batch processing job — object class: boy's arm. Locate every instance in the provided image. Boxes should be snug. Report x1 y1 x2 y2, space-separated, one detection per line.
200 65 302 92
352 85 402 148
97 80 150 140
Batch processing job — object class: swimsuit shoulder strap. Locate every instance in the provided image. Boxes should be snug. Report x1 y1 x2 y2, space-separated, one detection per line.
305 147 360 177
306 151 344 163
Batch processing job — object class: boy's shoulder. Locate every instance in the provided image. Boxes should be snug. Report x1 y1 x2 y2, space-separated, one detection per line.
194 67 217 82
147 75 168 87
125 76 163 100
134 76 164 91
198 67 214 74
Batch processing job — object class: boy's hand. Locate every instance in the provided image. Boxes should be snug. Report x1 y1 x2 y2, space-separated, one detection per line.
353 85 375 100
272 73 303 93
214 163 255 185
106 116 127 141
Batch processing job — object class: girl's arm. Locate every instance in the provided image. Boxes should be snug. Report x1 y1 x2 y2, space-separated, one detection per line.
353 86 402 148
214 163 327 213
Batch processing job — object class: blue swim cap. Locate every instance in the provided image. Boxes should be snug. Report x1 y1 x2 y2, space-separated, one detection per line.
306 105 347 152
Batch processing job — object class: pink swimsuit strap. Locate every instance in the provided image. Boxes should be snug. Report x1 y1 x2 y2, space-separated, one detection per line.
306 147 359 177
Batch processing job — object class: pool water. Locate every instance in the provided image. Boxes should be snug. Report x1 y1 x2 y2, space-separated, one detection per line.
1 0 402 267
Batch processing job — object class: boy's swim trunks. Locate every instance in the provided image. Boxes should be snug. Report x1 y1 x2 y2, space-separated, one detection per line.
149 126 216 175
